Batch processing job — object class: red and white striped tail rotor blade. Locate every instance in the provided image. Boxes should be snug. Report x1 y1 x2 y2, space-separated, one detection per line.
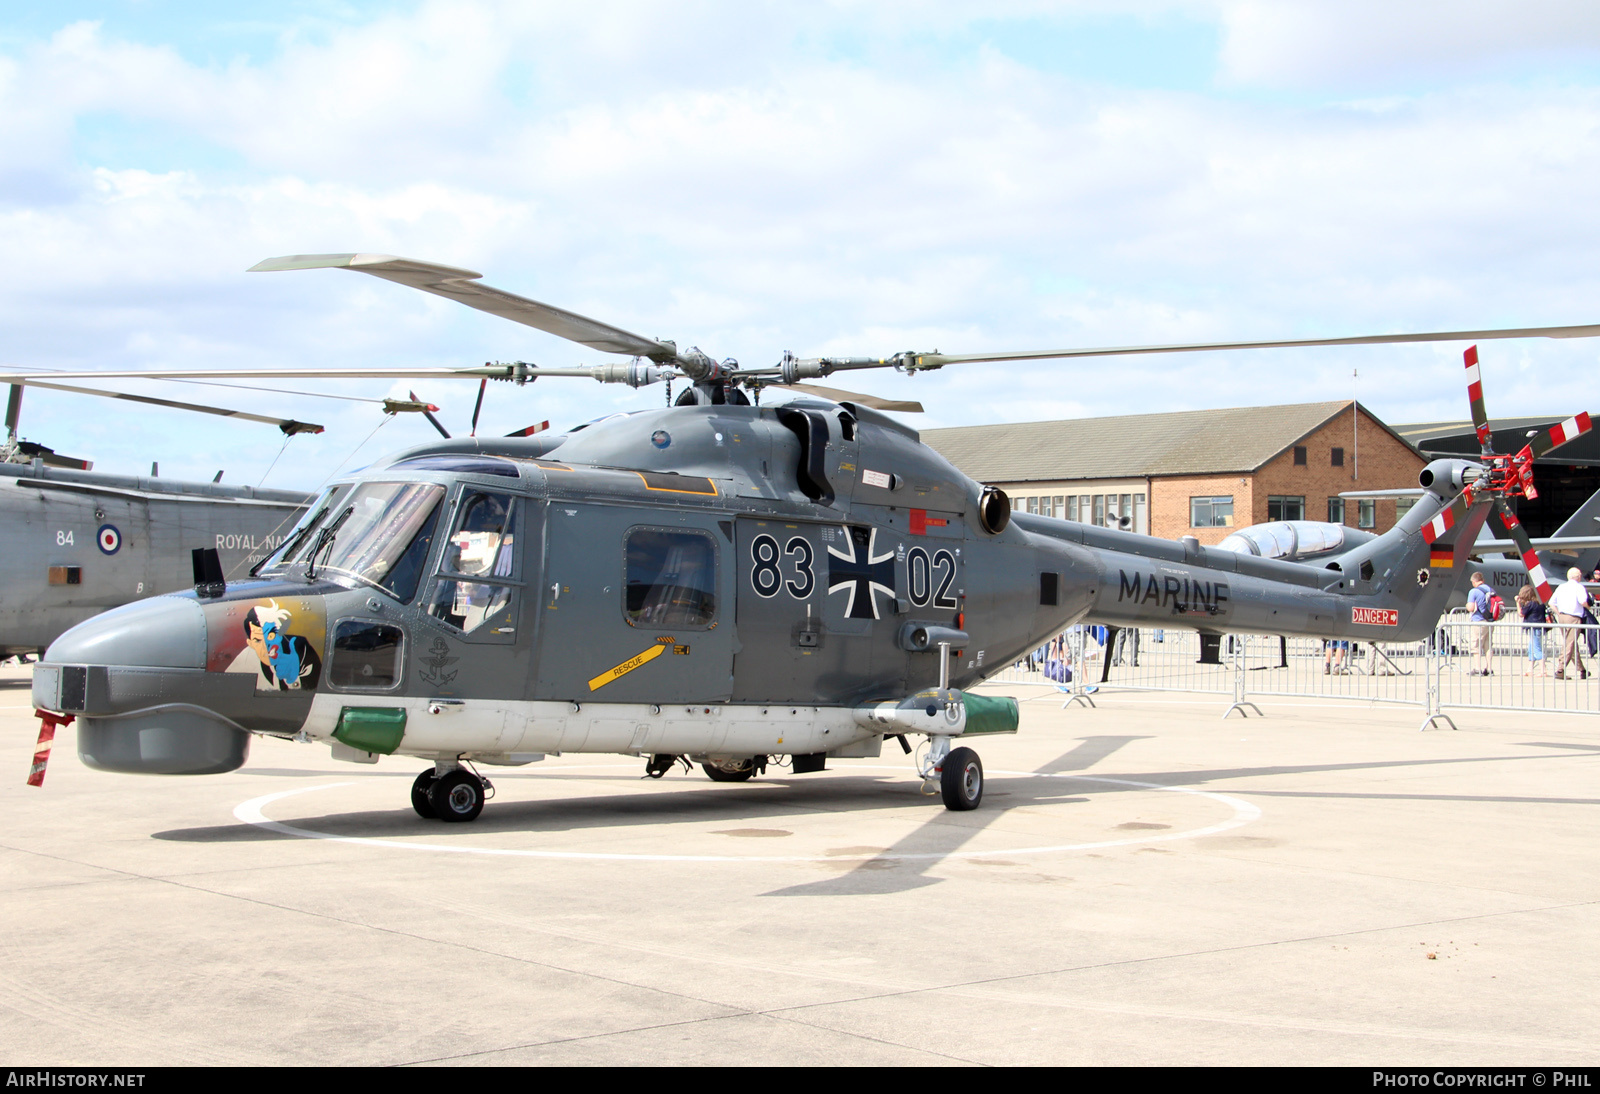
1528 411 1594 460
1496 500 1553 603
1464 346 1493 456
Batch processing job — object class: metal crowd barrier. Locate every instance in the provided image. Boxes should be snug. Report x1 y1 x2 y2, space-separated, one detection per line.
989 613 1600 730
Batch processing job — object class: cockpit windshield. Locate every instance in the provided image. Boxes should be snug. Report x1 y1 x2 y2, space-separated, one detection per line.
255 486 348 574
313 482 445 598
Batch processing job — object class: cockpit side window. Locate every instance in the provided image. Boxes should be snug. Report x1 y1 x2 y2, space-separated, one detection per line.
426 491 521 637
624 528 717 628
441 493 518 579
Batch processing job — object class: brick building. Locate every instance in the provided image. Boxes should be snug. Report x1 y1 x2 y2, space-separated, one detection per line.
922 401 1424 545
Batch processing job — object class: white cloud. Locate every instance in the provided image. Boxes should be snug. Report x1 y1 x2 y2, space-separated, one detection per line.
1 2 1599 486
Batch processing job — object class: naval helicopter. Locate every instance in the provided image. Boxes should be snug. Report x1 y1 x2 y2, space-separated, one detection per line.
21 253 1600 821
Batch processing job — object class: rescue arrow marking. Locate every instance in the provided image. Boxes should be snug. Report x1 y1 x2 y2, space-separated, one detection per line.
587 643 668 691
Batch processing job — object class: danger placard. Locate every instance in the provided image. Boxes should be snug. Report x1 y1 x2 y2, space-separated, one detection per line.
1352 607 1399 626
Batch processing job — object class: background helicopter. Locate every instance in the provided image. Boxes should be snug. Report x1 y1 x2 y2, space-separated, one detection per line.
21 254 1600 822
0 378 324 658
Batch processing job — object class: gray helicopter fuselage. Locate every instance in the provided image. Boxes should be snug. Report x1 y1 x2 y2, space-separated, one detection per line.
33 399 1487 778
0 462 309 656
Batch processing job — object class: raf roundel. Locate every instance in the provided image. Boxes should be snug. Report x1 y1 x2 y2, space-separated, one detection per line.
97 524 121 555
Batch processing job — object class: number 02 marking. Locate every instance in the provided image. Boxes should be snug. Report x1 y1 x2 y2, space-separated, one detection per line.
907 547 958 607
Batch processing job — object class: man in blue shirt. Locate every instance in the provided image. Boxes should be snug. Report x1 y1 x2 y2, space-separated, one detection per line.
1467 572 1494 676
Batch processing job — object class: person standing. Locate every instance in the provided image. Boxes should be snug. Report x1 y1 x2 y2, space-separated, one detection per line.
1466 572 1494 676
1550 567 1592 680
1517 584 1548 676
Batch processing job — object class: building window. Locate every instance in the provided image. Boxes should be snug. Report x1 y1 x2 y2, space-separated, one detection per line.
1293 446 1307 466
1328 497 1345 524
1331 447 1345 467
1067 496 1079 522
1134 493 1146 534
1093 495 1105 526
1395 496 1417 522
1190 496 1235 528
1053 496 1065 520
1268 495 1305 522
1358 499 1376 529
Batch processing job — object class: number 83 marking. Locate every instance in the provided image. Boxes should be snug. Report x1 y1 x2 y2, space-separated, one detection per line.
750 534 815 599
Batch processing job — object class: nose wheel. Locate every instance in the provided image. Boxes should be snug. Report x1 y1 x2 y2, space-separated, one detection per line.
413 767 490 822
410 769 438 819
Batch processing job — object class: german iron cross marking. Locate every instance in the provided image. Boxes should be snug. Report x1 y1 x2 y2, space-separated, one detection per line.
827 526 896 620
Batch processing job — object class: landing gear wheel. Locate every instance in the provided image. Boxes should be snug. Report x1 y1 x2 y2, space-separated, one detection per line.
703 758 757 782
940 747 983 811
411 769 438 819
429 769 486 822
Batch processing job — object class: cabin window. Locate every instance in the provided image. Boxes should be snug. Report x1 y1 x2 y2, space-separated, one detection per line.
625 528 717 628
1039 572 1060 606
1267 496 1305 522
329 620 404 689
1190 496 1234 528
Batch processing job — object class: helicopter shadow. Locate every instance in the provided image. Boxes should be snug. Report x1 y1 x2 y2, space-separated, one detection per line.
765 735 1152 897
152 764 1099 846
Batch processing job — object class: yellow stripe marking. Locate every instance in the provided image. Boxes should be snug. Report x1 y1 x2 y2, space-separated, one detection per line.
588 643 667 691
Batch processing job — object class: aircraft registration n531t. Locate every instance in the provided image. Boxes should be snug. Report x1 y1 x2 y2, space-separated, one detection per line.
21 254 1600 820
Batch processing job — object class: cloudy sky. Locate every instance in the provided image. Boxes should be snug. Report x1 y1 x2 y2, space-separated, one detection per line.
4 1 1600 489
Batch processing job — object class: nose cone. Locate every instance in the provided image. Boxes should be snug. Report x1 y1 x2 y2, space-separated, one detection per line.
44 594 207 669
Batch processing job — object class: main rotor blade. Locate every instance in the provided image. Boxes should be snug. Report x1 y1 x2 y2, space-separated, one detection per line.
771 382 924 413
15 378 324 435
907 320 1600 370
0 364 637 384
250 254 678 362
409 390 450 439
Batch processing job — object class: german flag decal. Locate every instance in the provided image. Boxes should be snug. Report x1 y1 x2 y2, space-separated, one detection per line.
1430 547 1454 569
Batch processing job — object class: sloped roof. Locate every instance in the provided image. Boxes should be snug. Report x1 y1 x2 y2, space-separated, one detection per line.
1396 416 1600 467
922 401 1377 483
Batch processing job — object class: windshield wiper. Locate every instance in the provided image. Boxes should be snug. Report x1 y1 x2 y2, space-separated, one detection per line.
305 506 353 581
251 508 326 577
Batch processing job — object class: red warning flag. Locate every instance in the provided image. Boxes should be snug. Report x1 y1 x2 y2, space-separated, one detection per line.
27 710 74 787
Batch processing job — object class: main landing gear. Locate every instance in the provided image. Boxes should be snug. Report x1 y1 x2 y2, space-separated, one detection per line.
702 756 766 782
411 764 493 822
922 736 983 811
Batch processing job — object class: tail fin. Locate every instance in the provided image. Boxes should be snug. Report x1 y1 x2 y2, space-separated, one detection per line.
1335 459 1496 641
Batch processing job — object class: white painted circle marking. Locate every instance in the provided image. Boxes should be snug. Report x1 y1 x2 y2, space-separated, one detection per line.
233 769 1261 863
